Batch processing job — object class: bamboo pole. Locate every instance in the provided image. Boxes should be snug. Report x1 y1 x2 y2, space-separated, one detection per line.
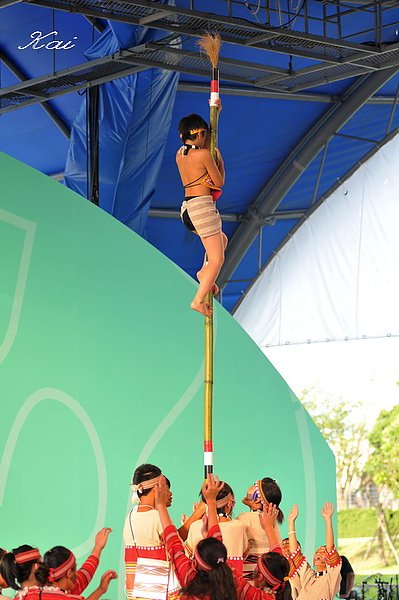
198 32 221 478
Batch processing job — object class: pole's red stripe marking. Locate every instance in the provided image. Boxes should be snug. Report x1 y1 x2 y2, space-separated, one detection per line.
210 81 219 93
204 441 213 451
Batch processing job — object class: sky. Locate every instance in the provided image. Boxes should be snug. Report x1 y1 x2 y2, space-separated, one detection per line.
264 336 399 428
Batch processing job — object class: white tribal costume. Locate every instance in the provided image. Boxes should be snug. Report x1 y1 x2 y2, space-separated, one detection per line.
289 545 342 600
237 480 283 583
185 493 248 576
123 477 180 600
236 510 282 581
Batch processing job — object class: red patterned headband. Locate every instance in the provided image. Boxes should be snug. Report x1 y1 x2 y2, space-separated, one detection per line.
15 549 41 564
48 552 76 582
216 493 234 508
257 556 286 591
194 546 213 572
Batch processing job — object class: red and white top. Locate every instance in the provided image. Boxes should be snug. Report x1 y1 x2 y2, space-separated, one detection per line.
17 554 99 599
186 519 248 575
164 524 276 600
289 546 342 600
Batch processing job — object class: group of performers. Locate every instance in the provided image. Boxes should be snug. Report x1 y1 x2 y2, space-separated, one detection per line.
0 462 342 600
123 464 342 600
0 529 116 599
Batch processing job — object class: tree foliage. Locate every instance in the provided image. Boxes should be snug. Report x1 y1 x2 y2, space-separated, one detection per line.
366 404 399 498
301 390 367 507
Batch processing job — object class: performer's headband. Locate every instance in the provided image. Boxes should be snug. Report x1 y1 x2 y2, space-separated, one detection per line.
189 128 207 135
256 556 288 591
193 546 213 572
48 552 76 582
131 475 162 494
216 492 234 508
15 549 41 564
254 480 269 506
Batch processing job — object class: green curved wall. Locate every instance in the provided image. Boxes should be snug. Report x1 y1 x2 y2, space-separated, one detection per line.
0 151 336 598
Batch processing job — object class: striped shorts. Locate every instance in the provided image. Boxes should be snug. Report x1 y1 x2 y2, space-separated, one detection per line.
180 195 222 238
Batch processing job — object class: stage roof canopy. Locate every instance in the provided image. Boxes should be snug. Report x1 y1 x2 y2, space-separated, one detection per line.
1 0 399 312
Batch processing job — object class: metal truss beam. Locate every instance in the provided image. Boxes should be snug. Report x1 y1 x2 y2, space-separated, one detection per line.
218 66 399 291
179 81 399 105
0 44 287 114
2 34 399 115
44 178 307 222
0 50 150 115
147 208 305 222
13 0 399 93
1 62 398 115
231 123 399 314
0 1 398 96
178 82 335 103
20 0 381 59
0 35 345 115
0 49 71 138
21 0 399 64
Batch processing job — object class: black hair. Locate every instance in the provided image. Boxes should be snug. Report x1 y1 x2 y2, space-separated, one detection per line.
200 483 234 515
132 463 162 498
260 551 292 600
0 547 5 584
183 538 238 600
261 478 284 523
36 546 71 586
178 114 209 143
0 545 40 591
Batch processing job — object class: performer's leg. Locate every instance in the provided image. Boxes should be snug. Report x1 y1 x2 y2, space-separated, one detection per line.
191 231 226 316
197 232 228 296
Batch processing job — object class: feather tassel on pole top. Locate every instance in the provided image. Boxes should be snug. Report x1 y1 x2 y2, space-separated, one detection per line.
197 32 222 478
197 32 222 160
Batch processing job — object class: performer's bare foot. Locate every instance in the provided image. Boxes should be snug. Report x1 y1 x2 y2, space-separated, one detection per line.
191 299 213 317
196 270 219 295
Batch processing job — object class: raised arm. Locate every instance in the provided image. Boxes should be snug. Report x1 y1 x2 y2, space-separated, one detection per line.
287 504 299 555
155 476 209 589
201 474 224 531
85 570 117 600
91 528 112 560
321 502 335 552
201 150 225 187
155 476 175 531
178 501 206 542
73 528 112 594
214 148 225 183
260 503 280 548
234 508 278 600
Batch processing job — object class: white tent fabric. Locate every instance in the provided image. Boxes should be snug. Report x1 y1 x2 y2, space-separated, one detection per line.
235 133 399 347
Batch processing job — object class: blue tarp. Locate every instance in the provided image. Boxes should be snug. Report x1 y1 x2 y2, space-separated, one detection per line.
1 1 399 310
64 12 179 235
